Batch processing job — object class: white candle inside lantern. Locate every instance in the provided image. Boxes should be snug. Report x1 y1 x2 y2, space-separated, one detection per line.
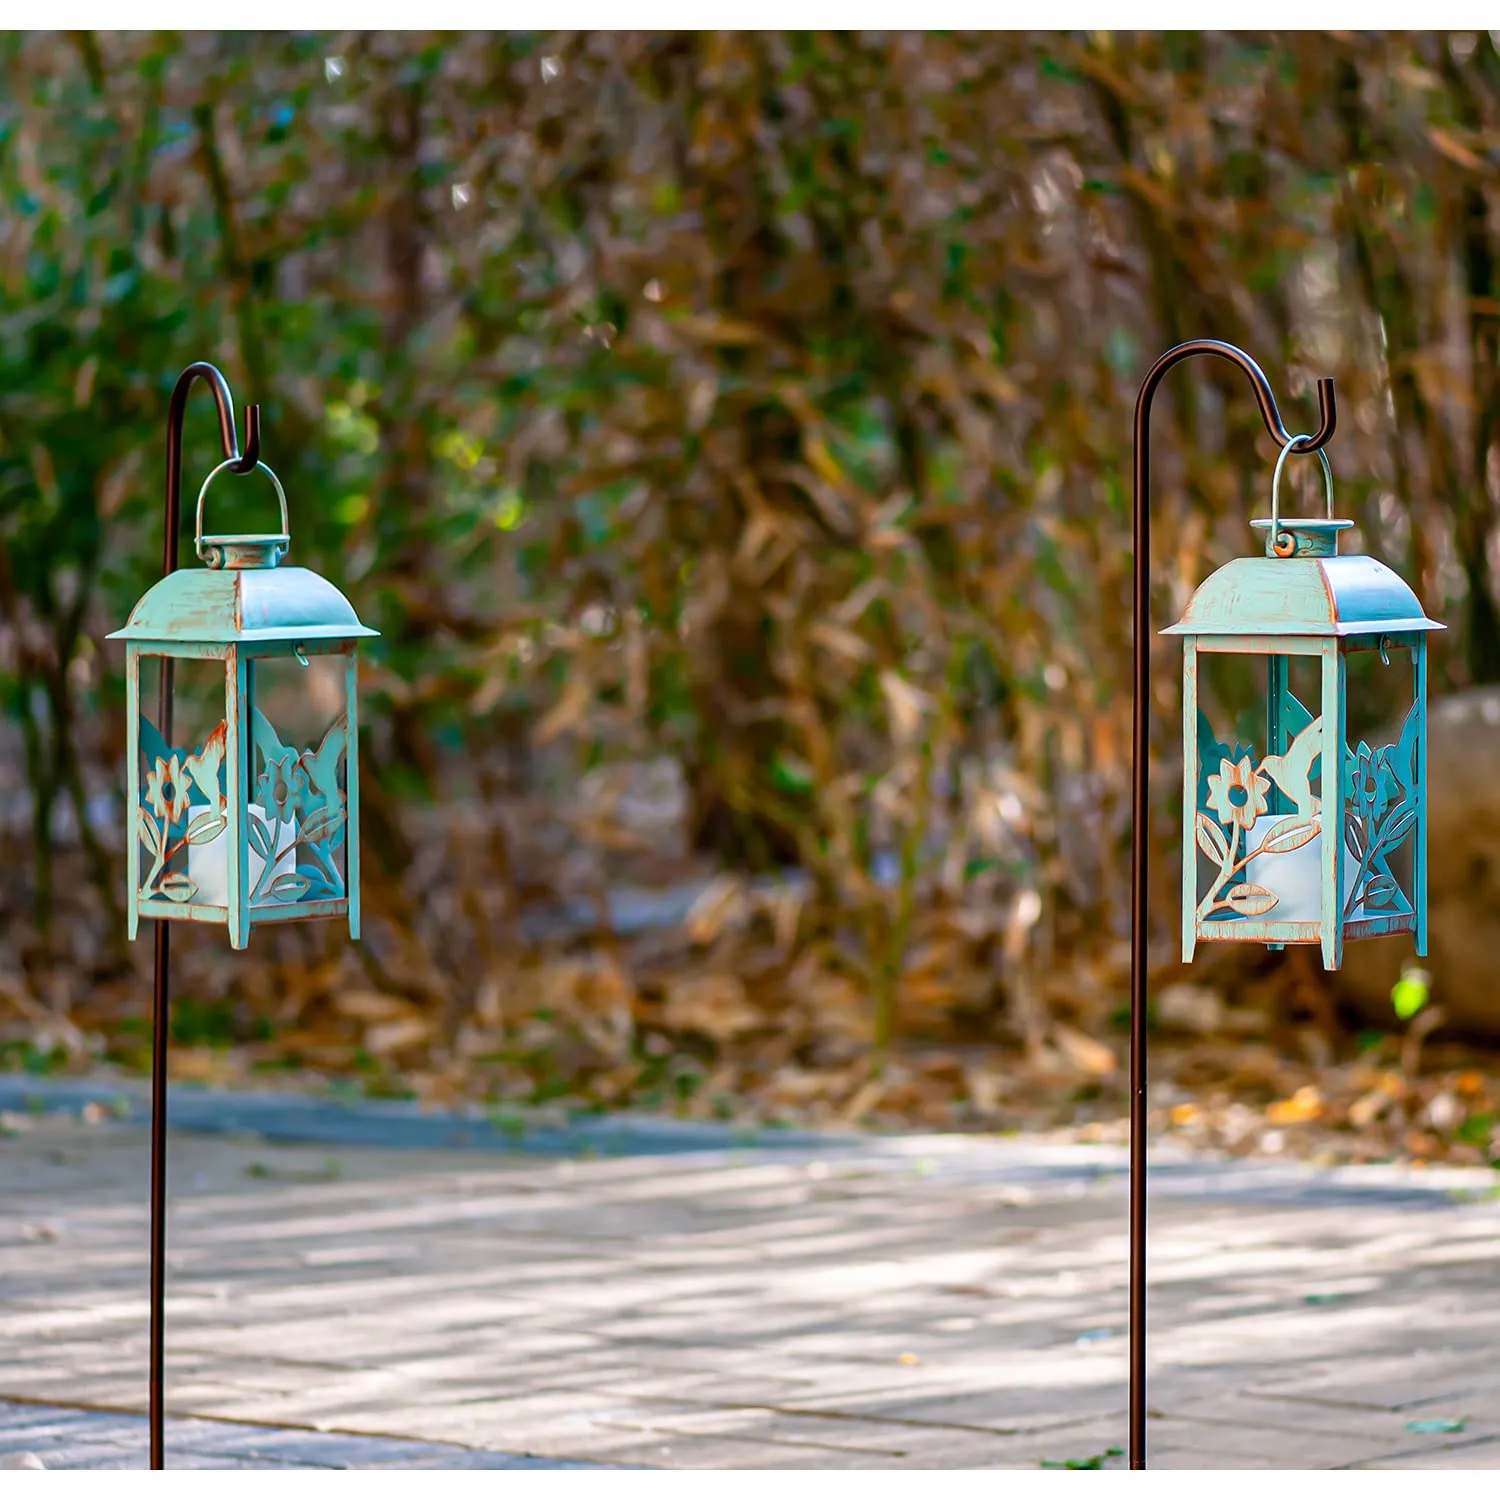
1243 814 1360 924
188 806 298 908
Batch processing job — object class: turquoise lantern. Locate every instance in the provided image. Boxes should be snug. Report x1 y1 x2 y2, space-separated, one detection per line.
108 458 377 951
1164 439 1442 970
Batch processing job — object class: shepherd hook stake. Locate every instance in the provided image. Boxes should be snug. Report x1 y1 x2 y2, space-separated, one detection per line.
1130 340 1335 1469
148 365 259 1470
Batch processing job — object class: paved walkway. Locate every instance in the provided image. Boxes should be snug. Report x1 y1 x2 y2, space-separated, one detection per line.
2 1077 1499 1469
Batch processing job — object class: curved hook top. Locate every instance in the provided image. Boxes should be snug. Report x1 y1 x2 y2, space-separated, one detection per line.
163 362 261 579
1132 338 1337 455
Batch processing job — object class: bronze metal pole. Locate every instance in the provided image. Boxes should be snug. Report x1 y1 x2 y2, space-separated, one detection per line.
149 364 258 1469
1130 341 1335 1468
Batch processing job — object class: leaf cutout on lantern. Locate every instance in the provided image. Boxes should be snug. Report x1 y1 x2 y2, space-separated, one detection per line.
1362 873 1400 910
246 815 277 863
157 872 198 904
138 808 163 858
1225 883 1278 917
299 803 346 846
268 871 313 901
1345 813 1366 861
185 812 227 845
1195 812 1230 864
1381 801 1417 852
1256 816 1319 857
296 869 339 900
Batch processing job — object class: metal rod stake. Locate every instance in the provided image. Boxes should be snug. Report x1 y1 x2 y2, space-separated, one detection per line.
147 364 259 1469
1130 340 1335 1469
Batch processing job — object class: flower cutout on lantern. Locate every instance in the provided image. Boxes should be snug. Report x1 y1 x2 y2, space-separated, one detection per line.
144 754 193 828
1345 741 1393 826
256 751 310 827
1205 755 1270 831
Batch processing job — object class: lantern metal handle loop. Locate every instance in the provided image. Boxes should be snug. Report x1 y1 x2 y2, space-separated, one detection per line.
194 459 291 568
1268 434 1334 558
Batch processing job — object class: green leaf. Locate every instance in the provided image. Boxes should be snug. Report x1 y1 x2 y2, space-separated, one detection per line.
1405 1418 1465 1435
769 753 814 796
1392 968 1430 1021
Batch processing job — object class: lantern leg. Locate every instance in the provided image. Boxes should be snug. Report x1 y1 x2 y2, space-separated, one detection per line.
1415 642 1429 957
1180 643 1199 964
1131 340 1337 1470
1320 642 1345 972
345 649 361 941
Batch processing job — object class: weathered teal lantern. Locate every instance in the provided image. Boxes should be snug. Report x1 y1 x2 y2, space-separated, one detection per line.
108 458 377 950
1164 439 1442 970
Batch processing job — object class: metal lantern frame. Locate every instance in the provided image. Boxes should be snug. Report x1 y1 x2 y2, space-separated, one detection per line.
1164 441 1441 972
110 458 375 952
1128 340 1441 1470
108 363 375 1469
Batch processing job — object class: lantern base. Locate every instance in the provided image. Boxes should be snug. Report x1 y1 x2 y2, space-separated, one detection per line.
135 896 351 950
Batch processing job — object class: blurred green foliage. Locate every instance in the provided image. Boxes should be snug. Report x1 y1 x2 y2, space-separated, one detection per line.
4 31 1500 1053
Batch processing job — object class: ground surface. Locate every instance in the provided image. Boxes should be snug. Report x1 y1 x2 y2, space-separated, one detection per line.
2 1076 1499 1470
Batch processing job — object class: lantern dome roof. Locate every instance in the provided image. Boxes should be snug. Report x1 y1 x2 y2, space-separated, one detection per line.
1162 553 1442 638
108 564 378 645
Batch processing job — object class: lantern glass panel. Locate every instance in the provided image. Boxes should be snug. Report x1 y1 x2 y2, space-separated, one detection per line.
132 653 235 913
1341 644 1420 930
1190 647 1334 930
244 651 352 910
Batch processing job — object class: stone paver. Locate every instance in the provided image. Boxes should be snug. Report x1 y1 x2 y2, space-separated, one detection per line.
2 1077 1498 1469
0 1399 601 1469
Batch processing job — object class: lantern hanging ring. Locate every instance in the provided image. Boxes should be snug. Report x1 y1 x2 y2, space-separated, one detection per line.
195 458 291 570
1267 433 1335 557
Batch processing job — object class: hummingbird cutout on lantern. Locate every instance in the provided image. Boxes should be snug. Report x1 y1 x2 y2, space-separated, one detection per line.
247 707 349 903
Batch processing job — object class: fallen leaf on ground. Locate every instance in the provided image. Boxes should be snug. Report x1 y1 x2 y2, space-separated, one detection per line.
1053 1024 1116 1077
684 876 749 945
333 990 417 1023
1266 1085 1323 1124
364 1016 432 1056
1157 983 1223 1034
965 1066 1006 1114
660 973 759 1042
841 1078 886 1123
1348 1089 1391 1128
